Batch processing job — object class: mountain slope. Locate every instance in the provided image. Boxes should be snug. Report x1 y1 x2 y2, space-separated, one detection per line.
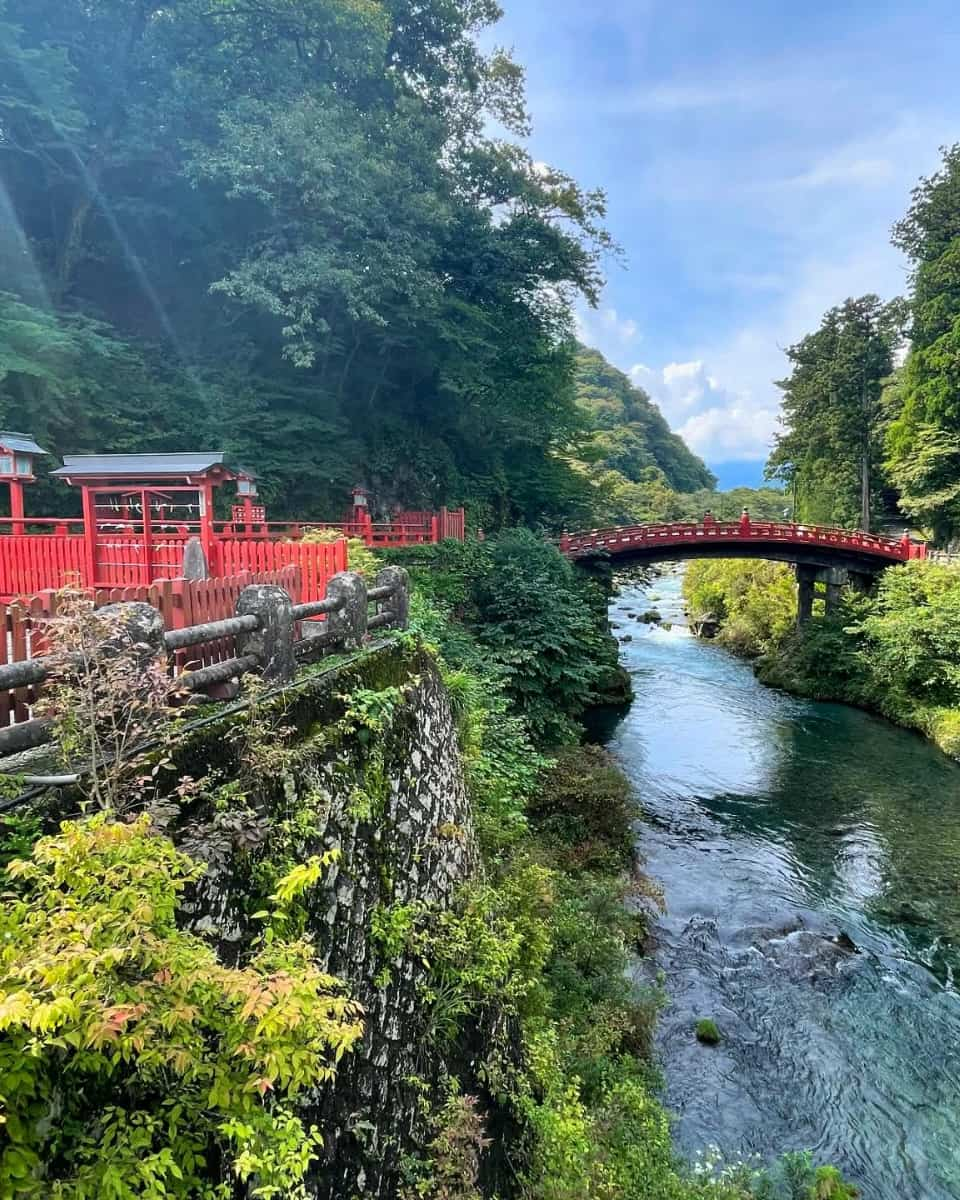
575 345 716 492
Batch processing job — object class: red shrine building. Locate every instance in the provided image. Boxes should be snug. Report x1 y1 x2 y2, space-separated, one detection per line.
0 432 47 536
50 452 256 586
0 442 465 600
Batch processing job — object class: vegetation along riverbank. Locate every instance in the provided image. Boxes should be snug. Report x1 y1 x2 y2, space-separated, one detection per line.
683 557 960 760
0 533 858 1197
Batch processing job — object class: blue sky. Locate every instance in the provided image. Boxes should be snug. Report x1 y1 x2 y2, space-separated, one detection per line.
489 0 960 487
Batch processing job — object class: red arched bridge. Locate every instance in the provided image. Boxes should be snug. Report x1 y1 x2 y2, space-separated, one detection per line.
559 520 926 573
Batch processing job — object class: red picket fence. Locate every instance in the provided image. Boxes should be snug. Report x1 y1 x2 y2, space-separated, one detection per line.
0 504 455 596
219 538 347 602
0 535 86 599
0 564 311 730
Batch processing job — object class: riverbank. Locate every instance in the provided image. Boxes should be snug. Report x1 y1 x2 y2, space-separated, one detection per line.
683 557 960 761
0 535 859 1198
608 569 960 1199
398 538 857 1198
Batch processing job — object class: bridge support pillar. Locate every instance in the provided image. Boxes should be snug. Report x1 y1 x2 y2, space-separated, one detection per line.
848 571 874 596
797 565 816 625
823 566 847 616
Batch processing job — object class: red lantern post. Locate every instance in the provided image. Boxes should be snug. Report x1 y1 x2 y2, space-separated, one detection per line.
0 432 48 535
351 485 373 539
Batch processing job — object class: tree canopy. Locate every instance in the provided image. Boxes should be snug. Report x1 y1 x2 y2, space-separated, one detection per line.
767 295 903 529
887 144 960 542
0 0 620 527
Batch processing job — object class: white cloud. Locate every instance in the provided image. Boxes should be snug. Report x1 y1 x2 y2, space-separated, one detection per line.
784 156 895 191
575 306 640 352
628 360 779 463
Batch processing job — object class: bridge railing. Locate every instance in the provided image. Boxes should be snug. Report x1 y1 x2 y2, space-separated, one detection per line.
559 521 926 562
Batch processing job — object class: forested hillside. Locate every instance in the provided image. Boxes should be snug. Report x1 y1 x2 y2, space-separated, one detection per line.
560 346 723 525
574 346 715 493
0 0 612 528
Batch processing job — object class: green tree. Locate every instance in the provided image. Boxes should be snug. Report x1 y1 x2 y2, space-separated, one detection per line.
767 296 904 530
0 0 614 527
887 145 960 542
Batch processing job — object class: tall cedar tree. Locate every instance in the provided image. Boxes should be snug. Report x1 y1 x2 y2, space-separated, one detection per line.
767 296 903 530
887 144 960 542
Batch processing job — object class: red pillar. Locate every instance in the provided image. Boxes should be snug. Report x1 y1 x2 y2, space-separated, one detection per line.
141 488 154 585
9 480 24 536
81 484 97 587
200 481 217 575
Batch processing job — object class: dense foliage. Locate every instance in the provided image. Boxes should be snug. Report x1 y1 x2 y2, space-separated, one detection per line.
887 145 960 543
389 531 623 744
763 562 960 757
685 557 960 760
683 560 797 656
0 0 617 527
0 815 362 1197
767 296 903 530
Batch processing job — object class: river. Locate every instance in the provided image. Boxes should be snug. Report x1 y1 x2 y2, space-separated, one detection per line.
604 566 960 1198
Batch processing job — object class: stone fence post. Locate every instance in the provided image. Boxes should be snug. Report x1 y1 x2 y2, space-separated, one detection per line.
325 571 368 649
374 566 410 630
97 602 167 670
236 584 296 682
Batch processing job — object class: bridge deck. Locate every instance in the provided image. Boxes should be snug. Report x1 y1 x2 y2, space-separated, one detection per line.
559 521 925 564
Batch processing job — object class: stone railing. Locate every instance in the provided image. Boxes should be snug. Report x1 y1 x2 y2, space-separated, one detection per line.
925 548 960 567
0 566 409 758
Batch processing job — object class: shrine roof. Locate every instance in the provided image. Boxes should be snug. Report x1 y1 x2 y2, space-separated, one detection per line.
51 452 239 481
0 432 47 455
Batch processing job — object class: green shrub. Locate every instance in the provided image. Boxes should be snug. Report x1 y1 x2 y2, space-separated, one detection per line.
683 561 797 657
300 527 380 578
530 745 638 874
396 532 620 746
0 814 362 1198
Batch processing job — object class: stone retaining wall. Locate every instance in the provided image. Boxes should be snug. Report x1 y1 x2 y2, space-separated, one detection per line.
169 644 481 1197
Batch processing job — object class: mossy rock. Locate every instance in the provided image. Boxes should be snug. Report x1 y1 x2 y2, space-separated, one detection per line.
695 1018 721 1045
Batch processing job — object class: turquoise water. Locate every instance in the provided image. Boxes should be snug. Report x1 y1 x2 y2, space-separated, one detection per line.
607 567 960 1198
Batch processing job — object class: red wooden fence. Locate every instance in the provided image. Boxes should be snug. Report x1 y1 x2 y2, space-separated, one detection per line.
0 557 340 730
218 538 347 602
0 529 352 599
0 535 86 598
